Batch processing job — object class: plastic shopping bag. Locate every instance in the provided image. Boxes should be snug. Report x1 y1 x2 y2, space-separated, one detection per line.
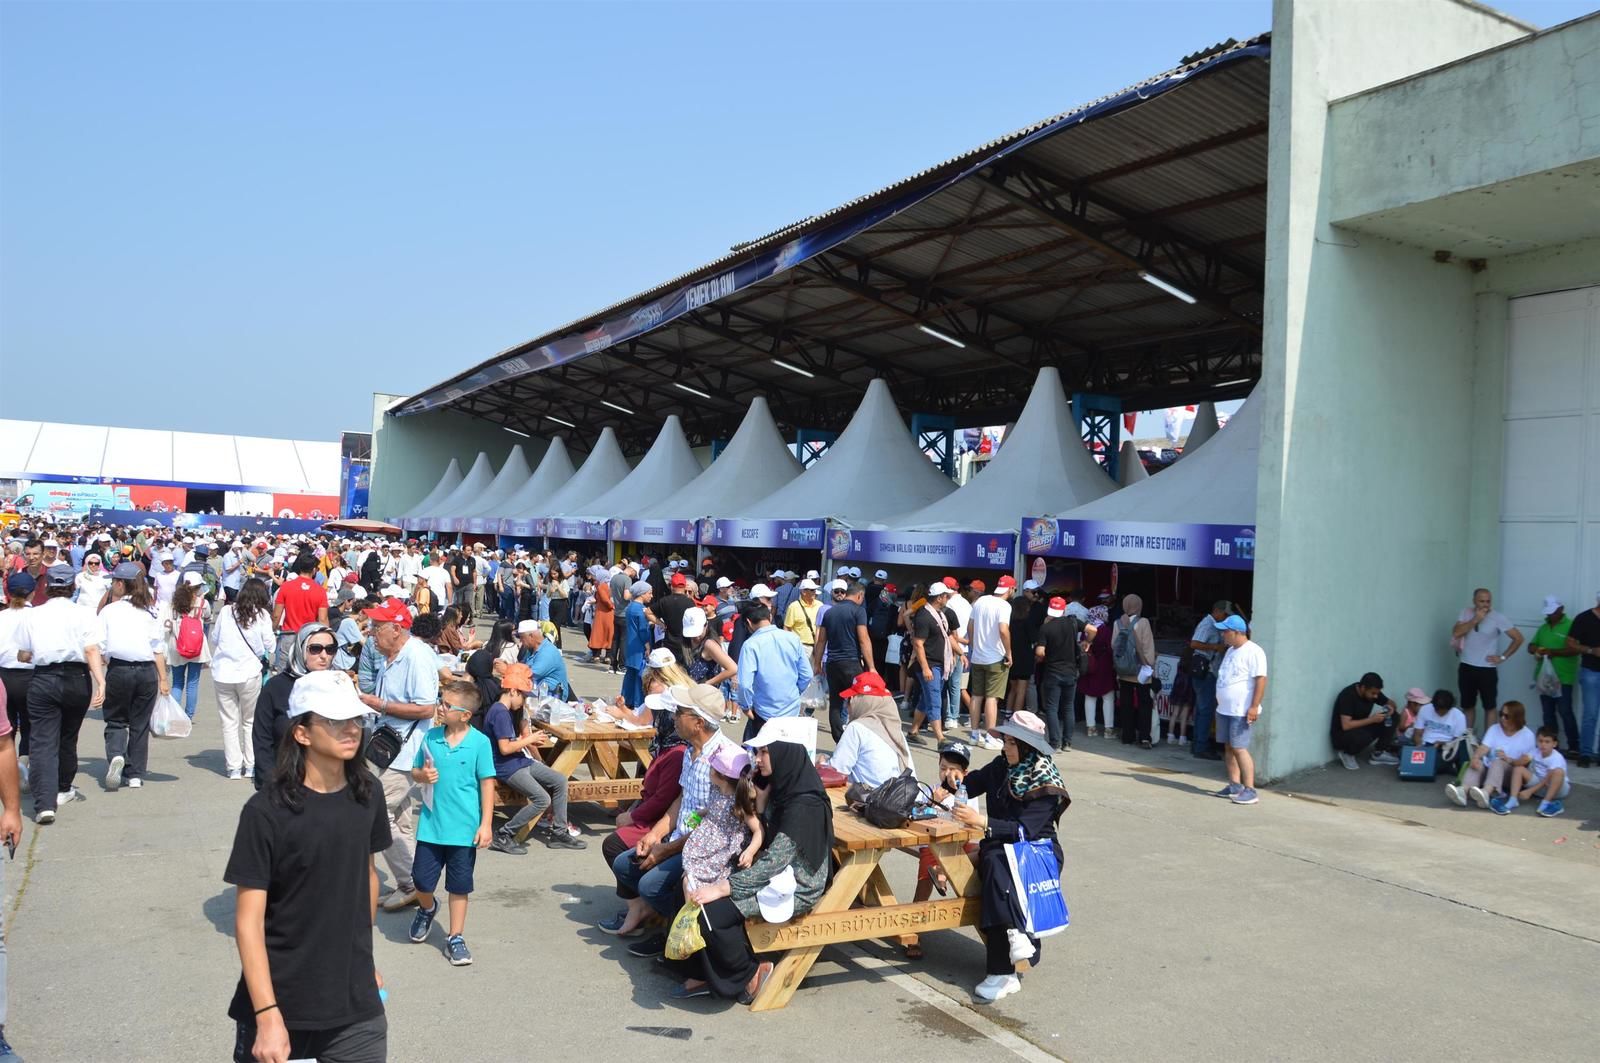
1004 829 1069 938
664 901 707 961
151 693 192 739
885 634 903 666
1535 657 1563 698
798 673 828 717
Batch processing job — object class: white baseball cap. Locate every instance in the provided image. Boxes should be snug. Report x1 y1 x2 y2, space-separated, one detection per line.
288 670 375 721
516 619 542 635
828 579 847 593
750 583 775 599
757 865 797 923
682 608 707 638
926 583 951 597
1543 595 1563 614
798 578 819 591
805 570 820 581
874 570 888 580
715 577 733 589
646 647 677 669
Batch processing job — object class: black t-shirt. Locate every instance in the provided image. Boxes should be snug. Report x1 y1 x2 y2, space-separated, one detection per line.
909 605 949 669
1330 683 1381 740
224 780 391 1030
1569 609 1600 672
1033 615 1081 678
820 599 868 661
448 556 474 587
655 593 693 655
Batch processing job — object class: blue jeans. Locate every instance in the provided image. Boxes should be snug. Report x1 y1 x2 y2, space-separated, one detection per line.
1191 674 1218 755
943 658 964 726
538 596 551 623
917 665 945 726
1538 684 1579 752
171 661 204 718
610 846 685 916
1579 670 1600 757
1038 672 1076 748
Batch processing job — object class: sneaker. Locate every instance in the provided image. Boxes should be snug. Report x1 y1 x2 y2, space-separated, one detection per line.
1215 782 1243 798
1445 784 1468 807
627 933 668 958
0 1025 19 1063
1369 751 1399 766
1497 795 1519 815
34 809 54 826
907 732 928 746
539 826 587 851
57 787 86 805
1085 727 1098 738
446 934 473 966
1467 786 1490 809
1006 929 1035 964
381 887 419 912
243 766 254 779
104 754 124 791
489 831 528 855
1337 751 1360 771
126 777 143 790
226 768 243 781
1537 799 1564 818
408 900 439 943
1230 787 1259 805
564 823 582 838
974 973 1021 1002
1489 794 1510 815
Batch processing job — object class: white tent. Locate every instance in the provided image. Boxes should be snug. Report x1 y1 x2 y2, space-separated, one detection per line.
737 379 955 524
1116 441 1149 487
1053 393 1260 524
1180 400 1220 456
395 458 462 526
438 444 532 533
533 427 631 518
492 437 578 526
622 398 802 521
880 367 1112 531
562 415 705 520
417 453 497 531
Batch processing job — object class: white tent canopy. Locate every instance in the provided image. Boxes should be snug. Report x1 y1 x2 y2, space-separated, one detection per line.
1053 393 1260 524
1116 441 1149 487
1181 401 1220 456
396 458 462 525
737 379 955 524
533 427 631 518
881 367 1112 532
493 437 578 522
438 444 532 531
417 453 497 530
623 398 802 521
563 415 705 520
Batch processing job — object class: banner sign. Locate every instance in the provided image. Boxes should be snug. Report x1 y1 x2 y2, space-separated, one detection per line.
544 518 607 541
608 518 697 545
497 517 544 538
341 459 370 520
1021 517 1256 571
272 493 340 520
87 508 324 535
828 528 1016 570
127 485 187 512
698 518 826 552
395 42 1269 418
15 482 131 516
463 515 502 535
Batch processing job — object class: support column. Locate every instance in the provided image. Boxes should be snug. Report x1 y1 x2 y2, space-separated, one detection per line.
910 413 956 478
1072 393 1122 481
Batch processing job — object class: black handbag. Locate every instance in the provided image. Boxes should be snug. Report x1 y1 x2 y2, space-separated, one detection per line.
365 720 419 772
847 769 921 829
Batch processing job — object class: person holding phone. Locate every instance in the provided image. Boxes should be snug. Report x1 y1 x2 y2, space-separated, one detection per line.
1329 671 1399 771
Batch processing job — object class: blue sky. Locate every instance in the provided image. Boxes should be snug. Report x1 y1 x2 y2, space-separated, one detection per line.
2 0 1593 441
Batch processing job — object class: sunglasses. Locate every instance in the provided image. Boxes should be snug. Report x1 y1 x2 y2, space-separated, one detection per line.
304 643 337 656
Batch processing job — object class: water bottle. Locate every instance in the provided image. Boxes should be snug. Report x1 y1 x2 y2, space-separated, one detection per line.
955 781 968 808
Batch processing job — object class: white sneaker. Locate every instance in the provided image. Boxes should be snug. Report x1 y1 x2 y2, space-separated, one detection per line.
226 768 243 781
1337 751 1360 771
105 754 125 791
974 973 1021 1002
1006 929 1035 964
34 809 55 825
381 887 419 912
1467 786 1490 809
1445 783 1468 807
126 777 143 789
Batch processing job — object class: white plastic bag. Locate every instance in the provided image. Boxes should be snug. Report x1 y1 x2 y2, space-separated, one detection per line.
885 634 903 666
1535 657 1563 698
799 673 828 716
151 693 192 739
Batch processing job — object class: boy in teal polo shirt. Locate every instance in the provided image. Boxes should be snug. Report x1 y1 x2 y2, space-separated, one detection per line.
408 680 494 966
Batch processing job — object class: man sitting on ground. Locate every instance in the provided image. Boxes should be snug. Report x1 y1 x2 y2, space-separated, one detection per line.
1330 672 1399 770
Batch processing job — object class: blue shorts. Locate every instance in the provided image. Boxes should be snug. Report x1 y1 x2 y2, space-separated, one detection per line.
413 841 477 896
1218 714 1253 750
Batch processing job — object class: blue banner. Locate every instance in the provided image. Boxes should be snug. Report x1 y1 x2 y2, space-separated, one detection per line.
342 459 370 520
608 518 697 545
497 517 544 538
544 518 607 542
698 518 825 552
463 515 502 535
1021 517 1256 571
88 508 326 536
829 528 1016 570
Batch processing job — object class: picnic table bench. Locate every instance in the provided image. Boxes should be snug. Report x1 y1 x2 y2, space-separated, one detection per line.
493 714 654 839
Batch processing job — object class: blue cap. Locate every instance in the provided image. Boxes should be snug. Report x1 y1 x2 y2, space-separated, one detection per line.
111 561 145 581
1217 615 1249 633
5 571 35 597
45 563 74 588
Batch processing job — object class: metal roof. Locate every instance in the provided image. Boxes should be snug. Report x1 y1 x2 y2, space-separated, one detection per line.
399 34 1271 453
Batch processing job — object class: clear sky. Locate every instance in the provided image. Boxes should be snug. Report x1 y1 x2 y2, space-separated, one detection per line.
2 0 1593 441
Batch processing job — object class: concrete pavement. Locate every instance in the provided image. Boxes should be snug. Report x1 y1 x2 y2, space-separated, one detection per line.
5 646 1596 1062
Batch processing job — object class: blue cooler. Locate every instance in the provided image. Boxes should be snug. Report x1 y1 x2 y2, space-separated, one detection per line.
1397 745 1438 781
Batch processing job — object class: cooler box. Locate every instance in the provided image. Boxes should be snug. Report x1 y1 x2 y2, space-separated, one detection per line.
1397 745 1438 781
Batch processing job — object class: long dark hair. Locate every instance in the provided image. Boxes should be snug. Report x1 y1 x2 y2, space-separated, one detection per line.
107 575 154 614
233 577 271 628
269 712 374 812
484 619 516 659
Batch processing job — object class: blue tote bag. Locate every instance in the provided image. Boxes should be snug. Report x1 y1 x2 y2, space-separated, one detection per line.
1003 828 1069 938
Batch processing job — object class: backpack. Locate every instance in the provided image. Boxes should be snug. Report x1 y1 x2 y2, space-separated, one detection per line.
1112 617 1141 675
846 769 921 829
176 613 205 659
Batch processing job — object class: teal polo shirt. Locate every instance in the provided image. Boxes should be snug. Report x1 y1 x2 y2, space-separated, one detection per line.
413 726 494 847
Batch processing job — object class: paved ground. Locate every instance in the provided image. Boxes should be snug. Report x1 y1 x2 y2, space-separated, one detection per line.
6 640 1598 1062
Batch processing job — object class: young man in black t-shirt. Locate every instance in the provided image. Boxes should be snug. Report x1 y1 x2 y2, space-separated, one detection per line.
814 581 873 742
447 550 476 614
1033 597 1082 751
908 584 958 744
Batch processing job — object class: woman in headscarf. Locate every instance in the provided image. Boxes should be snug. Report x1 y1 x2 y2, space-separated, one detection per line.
671 730 834 1003
588 575 615 666
941 709 1069 1003
596 687 688 938
250 622 337 792
358 549 383 600
821 671 914 787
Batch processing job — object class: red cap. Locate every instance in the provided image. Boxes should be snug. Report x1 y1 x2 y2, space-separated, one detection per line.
941 576 959 590
839 671 892 698
884 583 897 594
670 572 687 587
1047 596 1067 615
341 571 359 584
698 594 719 608
362 597 412 628
996 575 1017 591
969 579 987 593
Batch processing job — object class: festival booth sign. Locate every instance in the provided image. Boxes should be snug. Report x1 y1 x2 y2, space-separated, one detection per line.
562 416 704 547
493 438 578 540
127 485 188 512
88 508 325 535
434 444 532 534
502 427 630 544
698 518 827 552
15 481 132 516
415 453 497 534
392 458 463 529
1024 393 1261 572
272 493 341 520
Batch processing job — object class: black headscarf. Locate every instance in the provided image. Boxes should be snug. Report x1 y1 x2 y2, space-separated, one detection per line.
359 552 383 596
756 741 833 871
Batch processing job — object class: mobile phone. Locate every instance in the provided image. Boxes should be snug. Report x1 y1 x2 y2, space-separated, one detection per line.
5 837 14 861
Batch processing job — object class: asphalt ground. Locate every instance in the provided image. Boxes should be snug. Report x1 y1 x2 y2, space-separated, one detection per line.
5 639 1597 1062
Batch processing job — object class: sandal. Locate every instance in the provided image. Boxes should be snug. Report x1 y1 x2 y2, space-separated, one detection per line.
739 961 775 1005
903 943 924 960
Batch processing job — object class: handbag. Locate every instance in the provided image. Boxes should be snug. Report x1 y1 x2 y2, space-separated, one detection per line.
1003 827 1069 938
365 720 420 772
847 768 920 829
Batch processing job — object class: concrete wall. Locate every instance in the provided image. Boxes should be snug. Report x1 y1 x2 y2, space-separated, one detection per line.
1254 0 1532 780
367 393 546 522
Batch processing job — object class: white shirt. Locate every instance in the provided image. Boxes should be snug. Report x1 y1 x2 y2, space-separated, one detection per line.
73 572 110 609
398 554 423 584
1530 747 1567 781
1409 704 1467 745
1214 639 1268 717
153 568 181 607
99 599 164 662
1481 722 1536 762
946 593 973 641
0 607 33 669
967 595 1012 665
14 597 104 666
1456 608 1516 668
828 722 911 788
210 603 274 684
419 565 449 601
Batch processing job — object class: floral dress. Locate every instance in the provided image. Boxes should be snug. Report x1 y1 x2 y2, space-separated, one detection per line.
681 790 747 892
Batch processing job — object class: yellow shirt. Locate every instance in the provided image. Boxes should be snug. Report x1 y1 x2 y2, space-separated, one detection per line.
784 597 823 646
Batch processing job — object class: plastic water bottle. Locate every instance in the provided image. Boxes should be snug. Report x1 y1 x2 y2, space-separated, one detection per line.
955 782 969 808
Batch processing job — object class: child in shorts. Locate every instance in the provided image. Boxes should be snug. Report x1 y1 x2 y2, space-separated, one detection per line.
408 680 495 966
1492 726 1570 818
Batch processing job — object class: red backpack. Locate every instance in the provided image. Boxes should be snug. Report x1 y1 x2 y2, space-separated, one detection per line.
176 613 205 659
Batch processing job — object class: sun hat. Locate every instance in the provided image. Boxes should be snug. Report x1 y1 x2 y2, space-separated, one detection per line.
646 647 677 669
667 683 725 726
1404 687 1429 704
991 710 1053 756
682 608 707 639
1046 596 1067 618
500 663 534 693
839 671 891 698
707 744 750 780
287 670 375 721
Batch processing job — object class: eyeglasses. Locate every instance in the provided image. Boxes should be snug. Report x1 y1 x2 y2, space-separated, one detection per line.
304 643 337 656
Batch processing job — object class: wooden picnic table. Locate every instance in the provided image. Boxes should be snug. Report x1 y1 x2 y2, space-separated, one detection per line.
495 714 655 838
745 790 984 1011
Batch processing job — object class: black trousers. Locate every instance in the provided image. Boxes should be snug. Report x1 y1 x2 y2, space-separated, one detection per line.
977 835 1059 974
1118 680 1153 744
28 665 92 812
104 661 159 780
549 598 568 644
1457 663 1498 715
0 666 32 757
1332 717 1395 757
825 658 864 742
611 613 626 668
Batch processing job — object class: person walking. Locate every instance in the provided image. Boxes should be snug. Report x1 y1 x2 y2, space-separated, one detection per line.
0 574 36 781
813 580 871 743
252 624 338 792
735 602 813 742
164 577 213 720
212 578 275 780
98 561 170 792
965 576 1015 749
1212 615 1268 805
1033 596 1081 752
